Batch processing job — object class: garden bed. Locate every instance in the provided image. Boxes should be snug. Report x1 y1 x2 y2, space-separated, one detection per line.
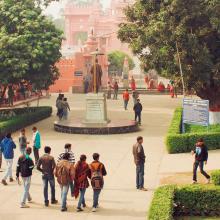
166 108 220 153
0 106 52 140
148 185 220 220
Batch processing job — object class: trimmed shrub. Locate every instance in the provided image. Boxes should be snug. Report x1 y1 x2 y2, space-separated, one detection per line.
148 185 176 220
0 107 52 140
166 108 220 153
174 185 220 217
211 170 220 186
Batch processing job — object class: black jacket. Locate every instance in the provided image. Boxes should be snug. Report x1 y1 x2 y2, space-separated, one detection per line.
16 155 34 178
194 145 208 161
133 102 142 113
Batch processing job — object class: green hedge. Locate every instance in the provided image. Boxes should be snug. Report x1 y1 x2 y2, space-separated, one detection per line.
148 185 220 219
174 185 220 216
166 108 220 153
148 185 175 220
0 107 52 140
211 170 220 186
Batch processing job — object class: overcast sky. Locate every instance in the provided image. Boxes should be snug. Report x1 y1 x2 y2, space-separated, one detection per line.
45 0 111 18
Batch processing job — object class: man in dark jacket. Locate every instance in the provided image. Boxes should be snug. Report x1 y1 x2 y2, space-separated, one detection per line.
133 99 142 125
0 133 16 185
37 146 58 206
132 136 147 191
191 138 210 184
16 147 34 208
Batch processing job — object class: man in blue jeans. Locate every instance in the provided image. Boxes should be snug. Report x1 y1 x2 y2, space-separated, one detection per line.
89 153 107 212
132 136 147 191
37 146 58 206
16 147 34 208
55 153 75 212
1 133 16 185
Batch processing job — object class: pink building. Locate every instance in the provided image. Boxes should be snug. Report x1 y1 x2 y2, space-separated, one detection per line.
63 0 134 53
49 0 134 93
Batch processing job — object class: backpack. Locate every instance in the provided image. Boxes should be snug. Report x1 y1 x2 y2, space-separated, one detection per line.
56 162 69 185
90 163 104 190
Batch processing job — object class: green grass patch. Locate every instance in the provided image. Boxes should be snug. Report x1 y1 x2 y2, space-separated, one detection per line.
185 124 220 133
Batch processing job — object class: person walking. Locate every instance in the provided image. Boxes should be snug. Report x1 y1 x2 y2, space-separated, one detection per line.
123 89 130 110
62 98 70 120
32 127 41 165
0 133 16 185
113 81 119 100
19 129 29 155
57 143 75 197
132 136 147 191
37 146 58 207
56 94 64 120
74 154 90 212
89 153 107 212
54 153 75 212
191 138 210 184
16 147 34 208
133 99 143 125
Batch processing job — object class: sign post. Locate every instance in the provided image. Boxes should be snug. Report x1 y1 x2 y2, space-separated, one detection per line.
182 99 209 133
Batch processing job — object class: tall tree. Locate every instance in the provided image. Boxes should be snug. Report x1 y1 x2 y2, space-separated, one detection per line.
118 0 220 110
0 0 63 92
108 50 135 76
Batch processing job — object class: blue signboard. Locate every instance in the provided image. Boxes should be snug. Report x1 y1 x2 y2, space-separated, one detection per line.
183 99 209 126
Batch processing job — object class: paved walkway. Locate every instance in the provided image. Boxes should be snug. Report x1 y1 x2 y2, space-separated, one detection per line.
1 94 218 220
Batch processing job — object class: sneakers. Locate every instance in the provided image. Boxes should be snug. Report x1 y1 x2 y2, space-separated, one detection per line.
20 204 30 208
139 187 148 191
192 180 197 184
51 200 58 204
28 197 32 203
9 178 14 182
1 179 7 185
82 203 86 208
61 207 67 212
76 207 84 212
206 178 211 184
92 207 97 212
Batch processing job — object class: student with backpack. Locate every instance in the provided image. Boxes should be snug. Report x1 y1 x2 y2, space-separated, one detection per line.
16 147 34 208
54 153 75 212
89 153 107 212
74 154 90 212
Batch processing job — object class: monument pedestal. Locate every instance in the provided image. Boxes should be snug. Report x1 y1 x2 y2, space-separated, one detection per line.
83 93 110 126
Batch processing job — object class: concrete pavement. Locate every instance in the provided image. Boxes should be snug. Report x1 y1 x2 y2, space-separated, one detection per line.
1 94 219 220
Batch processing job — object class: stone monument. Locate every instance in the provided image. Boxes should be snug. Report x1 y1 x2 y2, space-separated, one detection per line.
122 57 129 88
83 50 110 127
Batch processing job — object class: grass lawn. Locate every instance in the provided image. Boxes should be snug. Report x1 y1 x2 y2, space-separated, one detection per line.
185 124 220 133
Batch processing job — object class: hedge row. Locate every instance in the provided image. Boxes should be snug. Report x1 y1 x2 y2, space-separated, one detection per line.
148 185 175 220
174 185 220 216
0 107 52 140
166 107 220 153
148 184 220 219
211 170 220 186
